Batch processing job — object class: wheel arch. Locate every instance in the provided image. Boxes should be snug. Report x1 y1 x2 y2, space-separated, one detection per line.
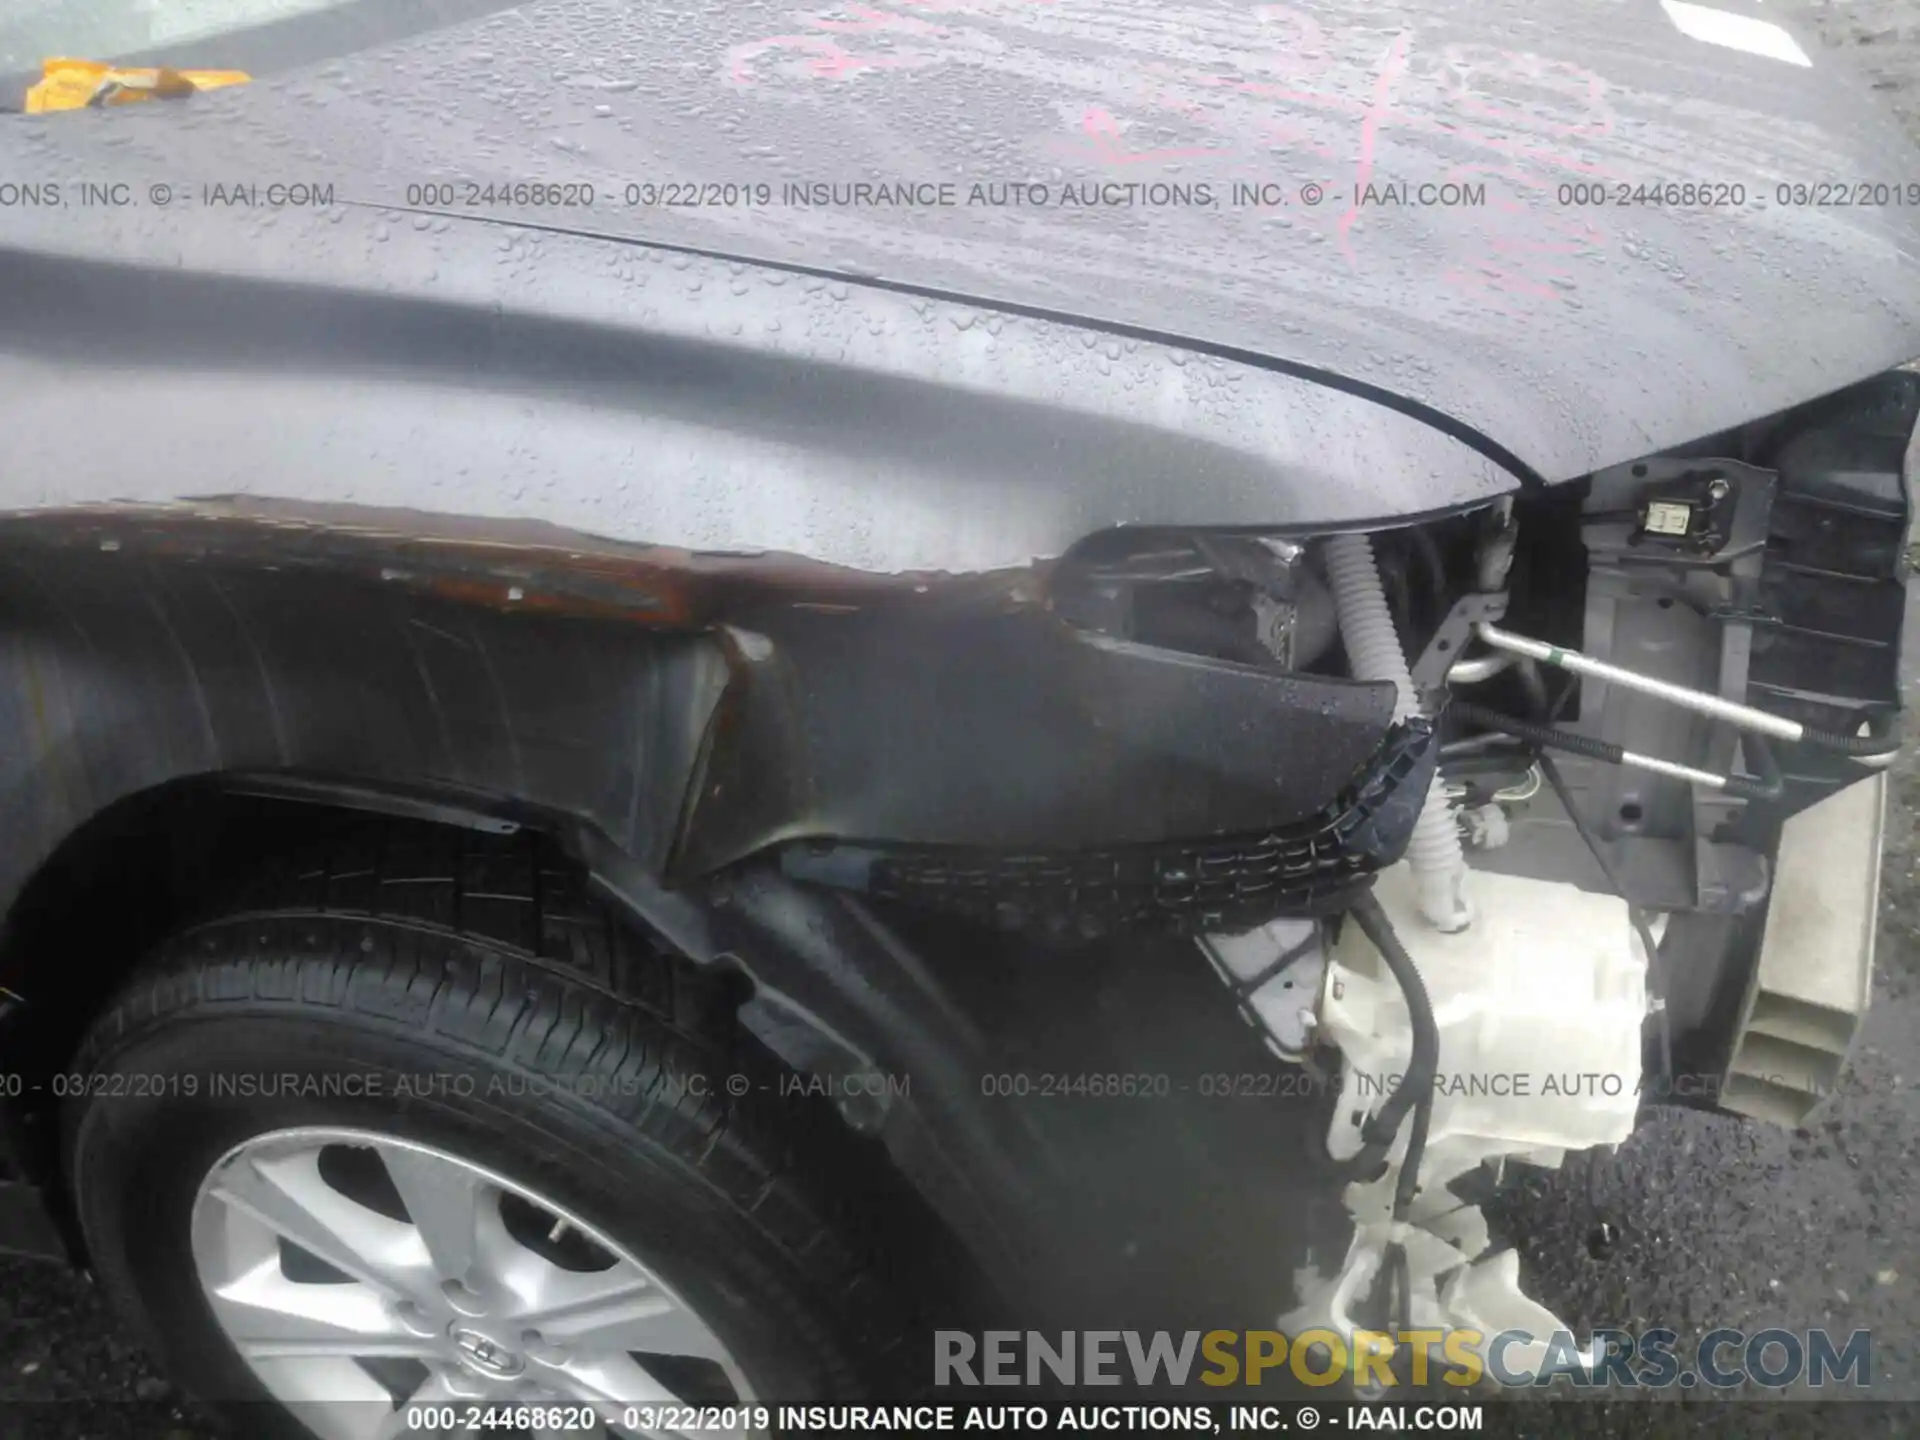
0 778 608 1187
0 766 1037 1301
0 516 1373 1306
0 539 733 1231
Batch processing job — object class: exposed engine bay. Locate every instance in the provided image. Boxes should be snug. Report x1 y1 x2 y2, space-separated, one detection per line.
1039 371 1917 1376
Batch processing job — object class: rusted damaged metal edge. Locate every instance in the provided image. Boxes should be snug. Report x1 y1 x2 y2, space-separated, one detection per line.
0 492 1411 885
0 497 1050 625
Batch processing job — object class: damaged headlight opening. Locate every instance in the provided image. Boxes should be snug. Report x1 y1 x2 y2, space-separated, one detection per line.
1186 428 1905 1369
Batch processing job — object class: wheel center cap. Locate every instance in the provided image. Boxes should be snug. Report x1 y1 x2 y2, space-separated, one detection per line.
449 1327 525 1379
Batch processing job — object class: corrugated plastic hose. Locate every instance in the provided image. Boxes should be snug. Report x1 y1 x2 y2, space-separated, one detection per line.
1324 533 1472 932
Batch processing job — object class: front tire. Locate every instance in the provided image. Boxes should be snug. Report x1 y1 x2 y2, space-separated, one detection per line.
62 823 913 1437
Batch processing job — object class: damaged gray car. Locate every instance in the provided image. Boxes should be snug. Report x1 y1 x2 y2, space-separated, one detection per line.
0 0 1916 1430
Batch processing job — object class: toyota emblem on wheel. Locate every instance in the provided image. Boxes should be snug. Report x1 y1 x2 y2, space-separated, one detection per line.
451 1329 524 1379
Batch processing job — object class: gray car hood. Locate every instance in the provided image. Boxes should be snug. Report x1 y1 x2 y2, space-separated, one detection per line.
7 0 1920 484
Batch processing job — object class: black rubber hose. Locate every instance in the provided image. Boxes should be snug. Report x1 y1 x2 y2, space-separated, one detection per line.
1450 700 1785 801
1345 894 1439 1204
1801 722 1902 758
1346 893 1437 1338
1329 901 1435 1188
1387 1068 1432 1337
1450 699 1623 761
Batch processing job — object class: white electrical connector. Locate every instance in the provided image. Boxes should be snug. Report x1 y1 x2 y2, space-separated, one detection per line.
1460 803 1510 850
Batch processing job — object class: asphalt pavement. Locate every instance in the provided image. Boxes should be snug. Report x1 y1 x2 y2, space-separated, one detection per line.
5 2 1920 1437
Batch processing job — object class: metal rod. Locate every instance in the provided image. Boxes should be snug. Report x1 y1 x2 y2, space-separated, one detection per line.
1472 621 1806 743
1616 747 1729 790
1446 651 1516 685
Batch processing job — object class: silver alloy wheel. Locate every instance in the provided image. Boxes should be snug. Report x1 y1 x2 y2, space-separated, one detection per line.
190 1127 758 1440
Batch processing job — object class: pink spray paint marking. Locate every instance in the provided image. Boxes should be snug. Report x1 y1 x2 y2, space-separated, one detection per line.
718 7 1645 315
1436 159 1604 307
1069 103 1226 166
727 31 930 84
1125 61 1342 178
1336 30 1410 266
1438 46 1616 140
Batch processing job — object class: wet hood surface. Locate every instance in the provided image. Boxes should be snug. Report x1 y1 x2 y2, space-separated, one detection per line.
10 0 1920 482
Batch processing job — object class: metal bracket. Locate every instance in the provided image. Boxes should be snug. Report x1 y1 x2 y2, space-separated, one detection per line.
1412 592 1509 694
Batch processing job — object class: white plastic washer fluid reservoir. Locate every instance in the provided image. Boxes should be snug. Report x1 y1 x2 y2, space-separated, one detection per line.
1321 861 1647 1208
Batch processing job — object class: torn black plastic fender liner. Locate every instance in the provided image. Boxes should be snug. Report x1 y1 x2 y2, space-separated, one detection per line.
680 606 1401 875
780 718 1437 938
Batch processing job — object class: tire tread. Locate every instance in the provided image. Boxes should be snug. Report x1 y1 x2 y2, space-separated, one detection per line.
68 818 916 1374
